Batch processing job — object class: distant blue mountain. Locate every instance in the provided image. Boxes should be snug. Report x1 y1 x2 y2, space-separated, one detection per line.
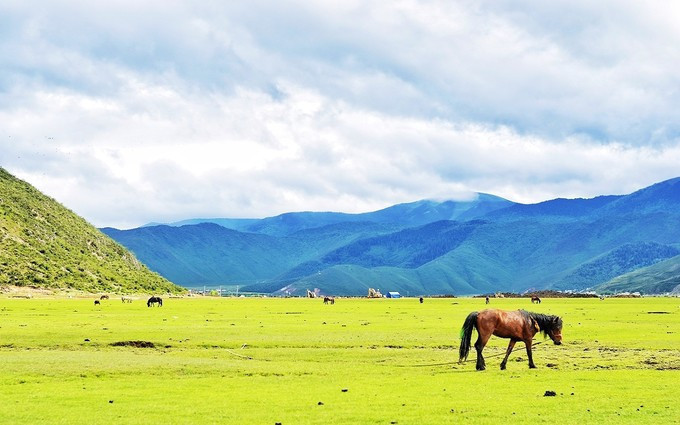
148 194 513 236
487 195 622 221
102 223 302 286
596 177 680 216
153 218 259 231
104 178 680 295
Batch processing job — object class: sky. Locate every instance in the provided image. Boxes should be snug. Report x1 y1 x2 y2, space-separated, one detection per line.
2 1 680 229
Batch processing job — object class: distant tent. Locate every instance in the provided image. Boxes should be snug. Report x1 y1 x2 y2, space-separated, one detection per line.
386 292 401 299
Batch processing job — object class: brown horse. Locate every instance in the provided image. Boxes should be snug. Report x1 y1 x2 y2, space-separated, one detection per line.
531 295 541 304
459 309 563 371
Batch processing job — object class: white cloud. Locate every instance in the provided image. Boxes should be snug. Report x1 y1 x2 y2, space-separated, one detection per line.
1 1 680 228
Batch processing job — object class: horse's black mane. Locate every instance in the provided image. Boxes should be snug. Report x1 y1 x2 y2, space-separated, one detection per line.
519 310 562 335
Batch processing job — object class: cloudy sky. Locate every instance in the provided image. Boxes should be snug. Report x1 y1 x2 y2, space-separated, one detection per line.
2 1 680 228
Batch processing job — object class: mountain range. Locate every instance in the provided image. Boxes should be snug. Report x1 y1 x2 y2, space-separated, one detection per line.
102 178 680 295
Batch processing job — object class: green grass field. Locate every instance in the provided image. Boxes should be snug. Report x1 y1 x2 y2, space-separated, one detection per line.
1 296 679 424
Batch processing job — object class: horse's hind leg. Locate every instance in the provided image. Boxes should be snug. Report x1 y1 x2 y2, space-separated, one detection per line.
474 333 491 371
500 340 516 370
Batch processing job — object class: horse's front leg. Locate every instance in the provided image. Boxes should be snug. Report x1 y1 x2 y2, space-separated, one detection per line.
500 339 516 370
525 340 537 368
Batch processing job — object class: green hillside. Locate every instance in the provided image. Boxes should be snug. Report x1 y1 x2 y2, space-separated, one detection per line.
0 168 183 293
553 242 680 290
596 255 680 294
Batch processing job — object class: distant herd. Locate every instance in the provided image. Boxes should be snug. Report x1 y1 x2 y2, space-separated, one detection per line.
90 292 566 371
89 293 568 309
94 295 162 307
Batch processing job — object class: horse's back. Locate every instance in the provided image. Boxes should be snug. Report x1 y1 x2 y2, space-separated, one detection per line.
477 309 530 340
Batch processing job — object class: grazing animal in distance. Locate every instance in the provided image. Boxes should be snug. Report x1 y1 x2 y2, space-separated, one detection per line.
323 296 335 305
147 296 163 307
94 300 100 306
459 309 563 371
419 297 424 304
121 296 133 303
100 295 109 300
531 296 541 304
485 296 489 305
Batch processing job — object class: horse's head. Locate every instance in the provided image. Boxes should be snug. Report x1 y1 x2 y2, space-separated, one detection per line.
547 316 563 345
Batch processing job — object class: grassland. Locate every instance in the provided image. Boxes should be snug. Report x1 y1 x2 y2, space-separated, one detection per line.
0 296 678 424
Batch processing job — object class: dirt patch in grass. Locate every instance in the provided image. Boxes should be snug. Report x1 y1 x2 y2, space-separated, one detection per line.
656 365 680 370
110 340 156 348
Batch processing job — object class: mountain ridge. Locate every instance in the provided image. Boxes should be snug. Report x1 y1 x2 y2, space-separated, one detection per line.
104 177 680 295
143 193 514 236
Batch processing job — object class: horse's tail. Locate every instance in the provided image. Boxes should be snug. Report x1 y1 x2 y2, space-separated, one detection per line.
459 311 478 362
